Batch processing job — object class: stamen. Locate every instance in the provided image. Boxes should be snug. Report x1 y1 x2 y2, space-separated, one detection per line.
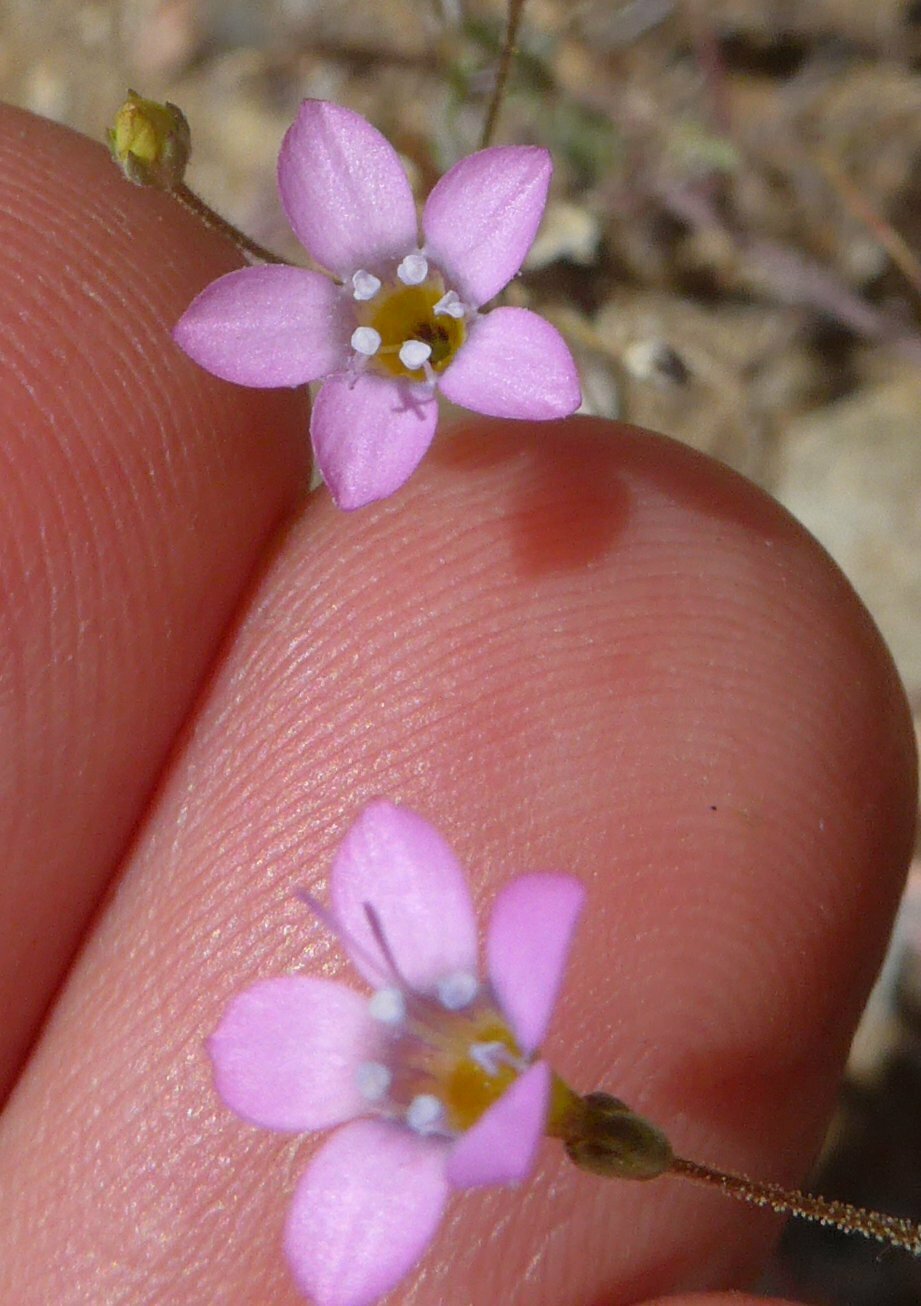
352 269 381 301
469 1040 524 1077
351 326 382 356
433 290 465 320
397 253 428 285
399 340 432 370
368 987 406 1025
436 970 478 1011
346 356 368 390
406 1093 444 1134
356 1061 392 1103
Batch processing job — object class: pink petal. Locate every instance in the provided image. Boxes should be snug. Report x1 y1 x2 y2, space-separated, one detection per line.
278 100 419 278
446 1060 550 1190
423 146 551 307
487 873 585 1054
438 306 581 420
285 1119 448 1306
207 977 375 1132
331 800 477 992
311 373 438 510
173 265 349 386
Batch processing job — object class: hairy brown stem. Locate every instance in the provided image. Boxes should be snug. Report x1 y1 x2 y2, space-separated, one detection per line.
171 183 286 265
671 1155 921 1255
480 0 528 149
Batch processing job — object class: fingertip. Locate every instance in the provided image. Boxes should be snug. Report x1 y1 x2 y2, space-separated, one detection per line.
0 409 913 1303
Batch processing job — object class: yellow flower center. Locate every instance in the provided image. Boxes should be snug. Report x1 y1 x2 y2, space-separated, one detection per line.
356 274 466 381
364 986 530 1136
437 1014 521 1131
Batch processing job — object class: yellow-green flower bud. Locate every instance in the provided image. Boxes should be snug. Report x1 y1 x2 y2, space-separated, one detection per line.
107 91 191 190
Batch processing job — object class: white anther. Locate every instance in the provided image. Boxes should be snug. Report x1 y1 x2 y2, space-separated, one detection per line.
406 1093 443 1134
368 987 406 1025
399 339 432 370
356 1061 392 1102
397 253 429 285
352 269 382 301
436 970 478 1011
433 290 465 319
351 326 382 356
469 1040 518 1078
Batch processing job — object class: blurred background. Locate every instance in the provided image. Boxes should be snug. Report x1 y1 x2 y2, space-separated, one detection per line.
3 1 921 1300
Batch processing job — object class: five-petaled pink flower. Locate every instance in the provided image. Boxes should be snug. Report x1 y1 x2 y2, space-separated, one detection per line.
174 100 581 510
208 800 585 1306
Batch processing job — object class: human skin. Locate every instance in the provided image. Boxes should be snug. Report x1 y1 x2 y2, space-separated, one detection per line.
0 105 914 1306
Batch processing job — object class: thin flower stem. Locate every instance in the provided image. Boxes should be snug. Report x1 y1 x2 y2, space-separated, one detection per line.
480 0 528 149
683 0 732 134
817 151 921 303
170 182 287 265
671 1155 921 1254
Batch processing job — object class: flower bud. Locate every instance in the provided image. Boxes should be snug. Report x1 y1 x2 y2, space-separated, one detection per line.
107 91 191 190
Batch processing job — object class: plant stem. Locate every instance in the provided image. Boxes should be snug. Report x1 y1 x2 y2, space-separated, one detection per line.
671 1155 921 1254
818 151 921 302
480 0 528 149
170 183 286 265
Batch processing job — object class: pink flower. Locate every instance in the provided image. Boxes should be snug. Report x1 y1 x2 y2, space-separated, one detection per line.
208 800 584 1306
174 101 581 510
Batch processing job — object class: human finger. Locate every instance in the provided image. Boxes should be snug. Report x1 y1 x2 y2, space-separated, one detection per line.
0 418 913 1302
0 105 310 1096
